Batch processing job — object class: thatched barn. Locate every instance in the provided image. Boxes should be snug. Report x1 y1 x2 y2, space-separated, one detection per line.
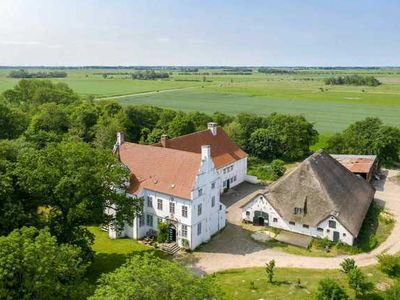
241 150 375 245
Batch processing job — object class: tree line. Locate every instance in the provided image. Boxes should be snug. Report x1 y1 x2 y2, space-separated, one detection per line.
9 69 68 78
324 74 381 86
131 70 170 80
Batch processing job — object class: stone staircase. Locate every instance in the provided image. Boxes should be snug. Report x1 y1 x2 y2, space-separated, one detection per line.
160 242 180 255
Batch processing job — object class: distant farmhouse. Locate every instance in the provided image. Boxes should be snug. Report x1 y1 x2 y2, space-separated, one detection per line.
241 151 375 245
110 123 247 250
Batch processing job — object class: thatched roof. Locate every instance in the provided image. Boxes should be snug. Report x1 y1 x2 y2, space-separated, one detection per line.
266 150 375 237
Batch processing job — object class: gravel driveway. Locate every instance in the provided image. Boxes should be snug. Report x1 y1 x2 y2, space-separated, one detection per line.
192 170 400 274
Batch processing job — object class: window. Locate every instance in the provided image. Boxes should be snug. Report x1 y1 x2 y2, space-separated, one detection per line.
234 176 237 182
157 199 163 210
246 211 250 216
211 196 215 208
328 220 336 229
343 233 347 237
223 168 227 174
182 206 188 218
289 221 295 225
147 196 153 208
139 215 145 227
230 177 234 184
223 180 227 187
197 222 202 235
182 225 188 237
146 214 153 227
157 217 162 225
219 204 222 211
326 229 330 233
303 224 309 229
317 227 323 232
198 203 202 216
211 182 215 189
294 207 303 215
230 166 233 171
273 218 278 223
169 202 175 214
198 189 203 197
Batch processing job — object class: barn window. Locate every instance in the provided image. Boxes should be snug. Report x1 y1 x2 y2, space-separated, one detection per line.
328 220 337 229
289 221 295 225
246 211 250 216
343 233 347 237
273 218 278 223
317 227 323 232
303 224 309 228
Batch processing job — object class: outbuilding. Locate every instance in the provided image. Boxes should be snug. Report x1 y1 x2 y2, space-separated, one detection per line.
241 151 375 245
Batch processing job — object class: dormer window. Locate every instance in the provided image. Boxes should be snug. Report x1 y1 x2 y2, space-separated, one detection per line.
294 207 304 215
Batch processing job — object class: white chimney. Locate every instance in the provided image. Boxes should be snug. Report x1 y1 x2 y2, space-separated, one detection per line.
117 132 124 146
207 122 218 136
201 145 211 160
161 134 168 147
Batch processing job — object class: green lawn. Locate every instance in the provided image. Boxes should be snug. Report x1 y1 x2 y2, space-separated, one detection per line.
215 265 392 300
86 226 163 283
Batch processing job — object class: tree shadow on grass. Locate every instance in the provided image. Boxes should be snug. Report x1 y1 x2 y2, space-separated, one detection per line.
86 249 161 284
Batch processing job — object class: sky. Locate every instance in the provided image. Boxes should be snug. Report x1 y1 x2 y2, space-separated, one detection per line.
0 0 399 66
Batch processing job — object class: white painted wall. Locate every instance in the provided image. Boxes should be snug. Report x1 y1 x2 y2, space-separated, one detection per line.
242 194 354 245
218 157 247 193
110 147 226 250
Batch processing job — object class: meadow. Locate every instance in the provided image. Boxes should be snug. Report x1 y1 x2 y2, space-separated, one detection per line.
1 67 400 133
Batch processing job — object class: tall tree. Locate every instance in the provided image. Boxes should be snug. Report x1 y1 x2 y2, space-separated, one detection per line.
14 141 141 260
0 227 88 300
90 254 223 300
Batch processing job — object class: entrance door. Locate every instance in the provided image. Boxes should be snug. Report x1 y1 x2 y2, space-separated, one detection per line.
226 179 230 189
253 211 268 226
167 224 177 242
333 231 340 243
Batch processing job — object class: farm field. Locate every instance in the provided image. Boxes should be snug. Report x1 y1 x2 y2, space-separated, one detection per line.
1 67 400 133
116 86 400 133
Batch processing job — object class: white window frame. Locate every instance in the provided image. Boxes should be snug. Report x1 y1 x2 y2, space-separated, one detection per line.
182 205 188 218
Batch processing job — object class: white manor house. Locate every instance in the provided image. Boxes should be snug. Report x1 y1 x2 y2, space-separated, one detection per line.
109 123 248 250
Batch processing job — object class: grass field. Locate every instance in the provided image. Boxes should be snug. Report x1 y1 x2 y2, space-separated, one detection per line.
1 67 400 133
215 265 392 300
86 226 163 283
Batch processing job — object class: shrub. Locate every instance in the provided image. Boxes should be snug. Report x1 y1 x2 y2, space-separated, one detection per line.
384 280 400 300
157 222 169 243
315 278 348 300
378 254 400 277
340 258 357 274
347 268 370 297
265 259 276 283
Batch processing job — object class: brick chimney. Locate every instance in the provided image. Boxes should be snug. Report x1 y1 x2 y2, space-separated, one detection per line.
201 145 211 160
207 122 218 136
161 134 169 147
117 132 124 146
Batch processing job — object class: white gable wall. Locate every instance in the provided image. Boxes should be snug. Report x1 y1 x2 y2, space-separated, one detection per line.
242 194 354 245
218 157 247 193
110 149 226 250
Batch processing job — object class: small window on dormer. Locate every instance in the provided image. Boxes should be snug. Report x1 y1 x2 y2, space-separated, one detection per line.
294 207 303 215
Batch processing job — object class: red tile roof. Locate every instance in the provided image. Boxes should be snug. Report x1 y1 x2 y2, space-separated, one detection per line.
119 143 201 199
154 127 247 169
331 155 377 174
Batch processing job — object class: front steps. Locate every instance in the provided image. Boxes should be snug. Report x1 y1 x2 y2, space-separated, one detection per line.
160 242 180 255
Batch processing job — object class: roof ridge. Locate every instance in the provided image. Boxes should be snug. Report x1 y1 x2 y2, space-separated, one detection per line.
123 141 202 157
161 127 212 142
